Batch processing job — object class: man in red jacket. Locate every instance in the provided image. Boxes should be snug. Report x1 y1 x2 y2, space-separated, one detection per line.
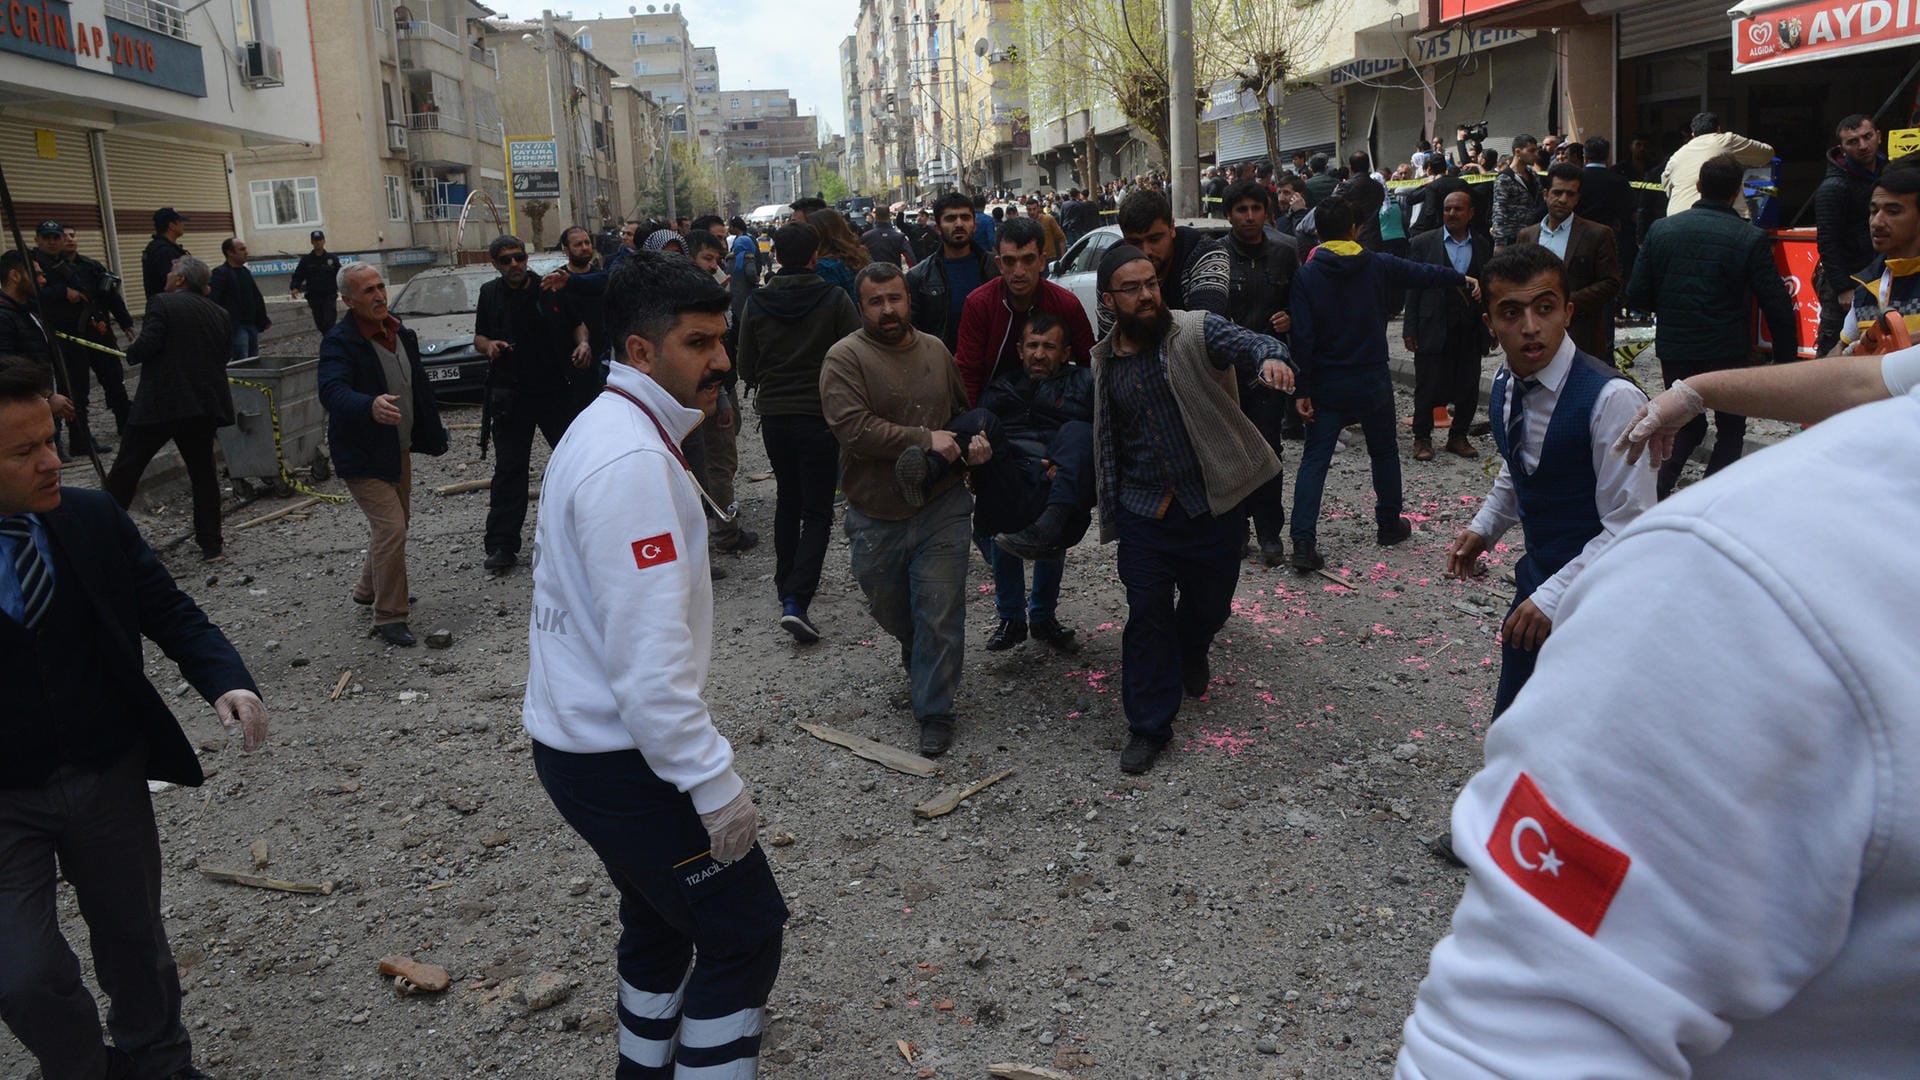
953 217 1094 404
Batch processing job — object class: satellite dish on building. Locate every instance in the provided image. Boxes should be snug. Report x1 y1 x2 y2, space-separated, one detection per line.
646 4 655 10
974 37 988 56
628 5 635 12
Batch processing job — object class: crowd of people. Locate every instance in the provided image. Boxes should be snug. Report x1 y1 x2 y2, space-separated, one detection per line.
2 97 1918 1078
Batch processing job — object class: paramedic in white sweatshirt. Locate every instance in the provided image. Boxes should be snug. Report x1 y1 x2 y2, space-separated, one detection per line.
1398 375 1920 1078
522 251 787 1080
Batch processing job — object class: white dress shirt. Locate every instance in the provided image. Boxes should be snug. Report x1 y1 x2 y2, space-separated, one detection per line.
1468 333 1654 620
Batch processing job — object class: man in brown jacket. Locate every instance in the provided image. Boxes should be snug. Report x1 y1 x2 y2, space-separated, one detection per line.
1518 163 1621 358
821 262 987 757
1091 245 1293 774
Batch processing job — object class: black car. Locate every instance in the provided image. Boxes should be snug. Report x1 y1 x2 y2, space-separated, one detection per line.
389 256 567 403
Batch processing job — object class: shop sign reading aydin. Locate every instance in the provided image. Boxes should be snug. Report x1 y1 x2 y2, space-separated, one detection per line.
0 0 207 96
1732 0 1920 73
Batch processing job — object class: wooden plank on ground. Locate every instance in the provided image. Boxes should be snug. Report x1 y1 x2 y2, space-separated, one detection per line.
795 721 942 778
236 496 322 530
197 865 335 895
913 767 1017 819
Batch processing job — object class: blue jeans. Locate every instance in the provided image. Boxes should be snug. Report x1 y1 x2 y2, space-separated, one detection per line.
1291 367 1403 547
229 323 260 362
845 483 972 720
975 535 1063 622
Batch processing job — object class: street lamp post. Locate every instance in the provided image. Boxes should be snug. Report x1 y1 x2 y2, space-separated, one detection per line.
663 104 685 222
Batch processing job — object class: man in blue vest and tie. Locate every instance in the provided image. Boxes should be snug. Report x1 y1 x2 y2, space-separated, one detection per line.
1445 244 1655 716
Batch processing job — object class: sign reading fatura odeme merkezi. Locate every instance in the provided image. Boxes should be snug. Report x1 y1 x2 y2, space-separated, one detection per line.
0 0 207 97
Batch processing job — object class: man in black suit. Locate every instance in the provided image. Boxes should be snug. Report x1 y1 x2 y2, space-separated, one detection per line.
0 354 266 1080
1406 189 1493 460
105 254 236 561
1411 155 1469 238
320 263 450 648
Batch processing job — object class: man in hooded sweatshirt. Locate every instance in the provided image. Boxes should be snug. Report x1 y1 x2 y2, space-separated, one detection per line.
736 221 861 643
1288 197 1479 571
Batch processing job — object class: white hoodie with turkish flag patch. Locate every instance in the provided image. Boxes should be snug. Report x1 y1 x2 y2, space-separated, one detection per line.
519 362 743 815
1399 386 1920 1078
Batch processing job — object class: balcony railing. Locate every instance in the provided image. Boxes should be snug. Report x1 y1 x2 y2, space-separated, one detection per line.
408 112 468 136
469 43 496 70
106 0 186 38
398 20 460 51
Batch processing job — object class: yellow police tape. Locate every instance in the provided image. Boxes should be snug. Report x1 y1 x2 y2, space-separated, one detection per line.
223 376 347 503
55 332 346 504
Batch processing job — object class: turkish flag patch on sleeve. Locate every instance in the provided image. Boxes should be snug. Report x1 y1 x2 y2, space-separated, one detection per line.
632 533 678 570
1486 772 1632 936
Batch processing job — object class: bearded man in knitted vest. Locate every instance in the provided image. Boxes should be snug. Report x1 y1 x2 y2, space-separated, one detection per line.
1089 244 1294 775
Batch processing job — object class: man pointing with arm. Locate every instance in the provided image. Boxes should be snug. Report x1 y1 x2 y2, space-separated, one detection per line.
521 251 787 1080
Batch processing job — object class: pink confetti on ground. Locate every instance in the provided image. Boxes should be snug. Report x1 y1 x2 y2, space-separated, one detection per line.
1370 623 1397 636
1184 727 1259 756
1097 621 1116 630
1322 585 1351 593
977 583 995 594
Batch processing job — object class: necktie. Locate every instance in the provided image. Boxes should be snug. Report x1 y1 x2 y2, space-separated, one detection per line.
1 516 51 630
1508 378 1538 476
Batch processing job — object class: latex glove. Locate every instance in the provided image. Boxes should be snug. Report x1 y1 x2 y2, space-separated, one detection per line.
699 789 758 863
214 688 269 751
1612 379 1705 468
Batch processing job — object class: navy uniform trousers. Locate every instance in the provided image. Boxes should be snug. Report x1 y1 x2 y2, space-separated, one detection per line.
533 742 788 1079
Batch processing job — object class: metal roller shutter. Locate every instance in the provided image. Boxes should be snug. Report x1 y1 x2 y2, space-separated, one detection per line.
1276 86 1338 160
0 120 101 247
1619 0 1731 60
102 132 233 317
1215 112 1268 166
1479 37 1557 151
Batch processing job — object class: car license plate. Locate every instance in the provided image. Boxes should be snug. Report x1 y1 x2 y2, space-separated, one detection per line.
427 366 462 382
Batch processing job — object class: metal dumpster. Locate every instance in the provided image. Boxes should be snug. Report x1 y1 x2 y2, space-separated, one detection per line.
218 355 331 497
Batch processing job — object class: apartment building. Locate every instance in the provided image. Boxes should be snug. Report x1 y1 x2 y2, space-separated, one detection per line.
486 19 623 244
718 92 818 210
2 0 321 315
562 7 695 112
231 0 504 284
609 83 667 223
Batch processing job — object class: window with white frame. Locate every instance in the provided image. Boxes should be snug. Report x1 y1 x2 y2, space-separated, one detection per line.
385 174 405 220
631 31 644 45
249 177 321 228
372 0 385 30
633 59 649 75
576 30 591 49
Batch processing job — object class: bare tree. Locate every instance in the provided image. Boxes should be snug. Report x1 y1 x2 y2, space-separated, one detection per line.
1011 0 1207 172
1196 0 1340 168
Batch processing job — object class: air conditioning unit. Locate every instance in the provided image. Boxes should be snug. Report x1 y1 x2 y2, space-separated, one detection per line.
387 124 409 152
242 41 284 88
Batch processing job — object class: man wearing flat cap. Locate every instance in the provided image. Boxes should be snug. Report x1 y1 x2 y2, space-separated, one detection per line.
1090 244 1295 775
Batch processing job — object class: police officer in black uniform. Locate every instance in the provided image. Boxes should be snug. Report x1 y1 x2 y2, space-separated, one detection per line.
289 229 342 333
1220 179 1302 566
472 234 589 574
140 208 189 301
31 222 126 454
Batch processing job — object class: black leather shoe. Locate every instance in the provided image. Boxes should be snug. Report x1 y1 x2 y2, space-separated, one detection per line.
1377 516 1413 546
1119 734 1165 774
716 528 759 554
985 619 1027 651
484 548 516 571
917 714 954 756
1030 617 1078 652
1257 539 1286 567
1182 654 1210 698
996 505 1090 561
1428 832 1466 868
375 622 416 647
1289 543 1325 572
